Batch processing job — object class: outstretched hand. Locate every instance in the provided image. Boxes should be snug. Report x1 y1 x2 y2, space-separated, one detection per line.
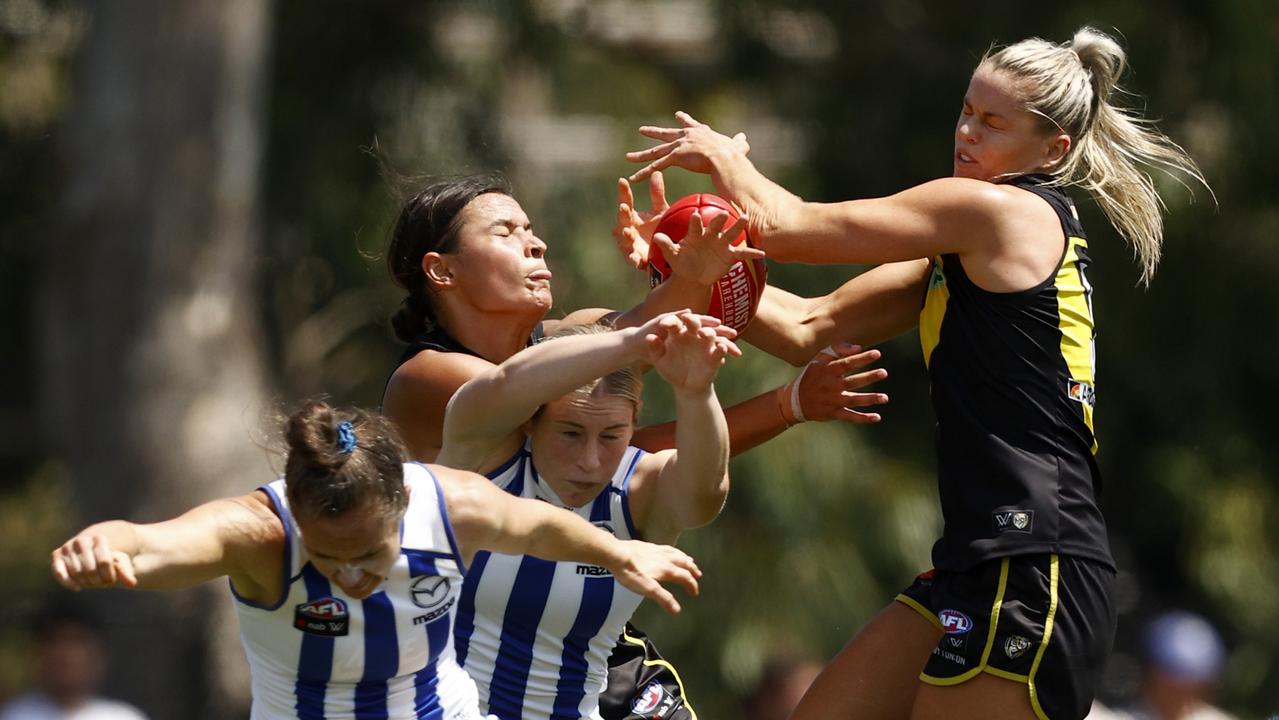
626 111 749 184
613 171 669 270
611 540 702 614
792 343 890 425
634 311 740 392
652 209 763 286
51 534 138 591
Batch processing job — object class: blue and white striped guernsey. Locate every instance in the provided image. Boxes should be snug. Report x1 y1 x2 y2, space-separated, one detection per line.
233 463 484 720
454 444 647 720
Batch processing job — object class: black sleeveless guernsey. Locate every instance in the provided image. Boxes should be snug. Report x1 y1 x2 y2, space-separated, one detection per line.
918 174 1113 572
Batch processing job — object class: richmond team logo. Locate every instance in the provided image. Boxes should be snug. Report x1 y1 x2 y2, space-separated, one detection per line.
294 597 349 637
410 575 452 611
1004 635 1033 660
938 609 973 635
993 509 1035 534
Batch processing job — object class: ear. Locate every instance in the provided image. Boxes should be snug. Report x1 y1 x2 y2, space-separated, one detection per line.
1041 133 1071 170
422 252 455 290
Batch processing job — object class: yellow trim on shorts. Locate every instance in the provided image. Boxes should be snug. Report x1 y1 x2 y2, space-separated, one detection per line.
895 593 944 630
620 629 698 720
919 558 1011 687
1026 555 1061 720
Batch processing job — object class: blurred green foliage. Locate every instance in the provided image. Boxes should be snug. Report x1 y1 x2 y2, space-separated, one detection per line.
3 0 1276 716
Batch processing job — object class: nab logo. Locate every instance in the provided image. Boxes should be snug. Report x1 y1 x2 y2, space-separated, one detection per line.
294 597 349 637
939 609 972 635
993 510 1034 534
410 576 451 611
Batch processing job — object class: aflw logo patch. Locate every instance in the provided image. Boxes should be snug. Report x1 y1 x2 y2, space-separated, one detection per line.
294 597 349 636
993 510 1034 534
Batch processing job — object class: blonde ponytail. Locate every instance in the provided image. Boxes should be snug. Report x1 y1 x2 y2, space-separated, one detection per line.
982 27 1211 286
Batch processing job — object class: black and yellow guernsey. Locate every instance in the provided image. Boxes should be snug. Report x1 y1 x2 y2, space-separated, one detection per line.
919 173 1114 573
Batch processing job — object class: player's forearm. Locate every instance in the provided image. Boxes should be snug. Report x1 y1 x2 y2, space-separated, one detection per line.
741 286 823 365
511 502 628 569
612 276 713 330
632 387 790 457
445 330 640 446
671 385 730 514
705 150 811 258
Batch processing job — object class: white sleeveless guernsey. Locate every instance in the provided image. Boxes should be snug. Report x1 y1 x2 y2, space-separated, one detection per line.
234 463 483 720
453 444 647 720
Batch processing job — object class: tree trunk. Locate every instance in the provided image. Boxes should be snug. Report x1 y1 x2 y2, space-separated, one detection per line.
40 0 275 716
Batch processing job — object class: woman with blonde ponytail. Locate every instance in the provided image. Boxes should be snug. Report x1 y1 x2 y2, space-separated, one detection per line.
622 26 1209 720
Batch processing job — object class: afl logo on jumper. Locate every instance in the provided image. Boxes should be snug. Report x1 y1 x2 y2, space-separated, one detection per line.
294 597 349 636
631 681 679 719
938 609 972 635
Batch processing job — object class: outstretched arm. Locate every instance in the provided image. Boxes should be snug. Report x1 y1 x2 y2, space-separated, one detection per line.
439 466 701 614
627 112 1000 265
743 260 931 365
630 342 889 456
625 313 732 543
439 311 739 472
50 493 282 601
608 208 762 331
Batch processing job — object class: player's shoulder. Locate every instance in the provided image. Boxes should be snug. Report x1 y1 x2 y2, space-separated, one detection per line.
385 348 495 409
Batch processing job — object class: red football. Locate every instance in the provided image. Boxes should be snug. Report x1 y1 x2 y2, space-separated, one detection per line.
647 193 767 332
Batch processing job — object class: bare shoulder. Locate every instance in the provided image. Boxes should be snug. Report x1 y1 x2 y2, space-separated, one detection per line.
383 350 497 460
384 349 495 404
550 307 615 331
429 464 495 525
222 491 287 549
909 177 1020 212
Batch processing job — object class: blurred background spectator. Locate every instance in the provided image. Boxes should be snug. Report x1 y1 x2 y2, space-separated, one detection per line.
736 655 823 720
1089 610 1235 720
0 599 147 720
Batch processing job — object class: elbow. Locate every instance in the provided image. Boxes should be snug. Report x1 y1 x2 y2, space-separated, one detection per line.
685 474 730 529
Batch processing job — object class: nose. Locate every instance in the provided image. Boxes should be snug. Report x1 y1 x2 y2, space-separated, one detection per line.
957 119 978 144
576 442 601 472
528 233 547 259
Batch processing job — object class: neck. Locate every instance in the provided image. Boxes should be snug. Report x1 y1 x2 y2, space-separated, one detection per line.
434 302 543 364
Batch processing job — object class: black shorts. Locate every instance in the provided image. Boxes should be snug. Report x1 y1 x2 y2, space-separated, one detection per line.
599 622 696 720
897 554 1116 720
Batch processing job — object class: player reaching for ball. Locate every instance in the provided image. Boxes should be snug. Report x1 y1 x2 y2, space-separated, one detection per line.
380 175 889 719
49 401 701 720
644 193 767 333
436 310 737 720
623 28 1211 720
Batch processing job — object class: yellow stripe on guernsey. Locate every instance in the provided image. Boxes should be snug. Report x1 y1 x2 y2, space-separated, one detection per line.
919 257 949 367
1055 237 1098 452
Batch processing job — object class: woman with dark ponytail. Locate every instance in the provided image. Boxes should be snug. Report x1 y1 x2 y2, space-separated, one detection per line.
381 173 889 719
51 401 702 720
625 26 1210 720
